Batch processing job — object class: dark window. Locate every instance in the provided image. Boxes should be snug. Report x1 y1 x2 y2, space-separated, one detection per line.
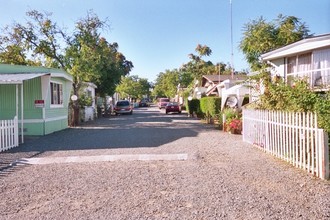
116 101 130 106
50 82 63 105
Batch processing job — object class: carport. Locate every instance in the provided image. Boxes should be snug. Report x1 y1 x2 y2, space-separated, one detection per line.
0 73 49 144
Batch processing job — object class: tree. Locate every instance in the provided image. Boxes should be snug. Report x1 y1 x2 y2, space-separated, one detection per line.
153 69 181 98
116 75 151 100
239 14 310 71
182 44 214 81
64 12 133 97
153 44 240 99
0 10 132 96
0 10 133 124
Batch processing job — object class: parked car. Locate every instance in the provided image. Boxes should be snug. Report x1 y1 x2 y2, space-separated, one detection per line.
158 98 170 109
114 100 133 115
165 102 181 114
139 100 148 107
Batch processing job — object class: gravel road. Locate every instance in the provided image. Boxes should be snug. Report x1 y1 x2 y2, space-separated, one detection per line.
0 107 329 220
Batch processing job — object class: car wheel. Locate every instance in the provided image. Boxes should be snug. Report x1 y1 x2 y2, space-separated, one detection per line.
178 111 181 114
166 111 168 114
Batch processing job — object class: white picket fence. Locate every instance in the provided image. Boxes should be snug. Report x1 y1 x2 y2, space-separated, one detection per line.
0 116 19 152
242 109 329 179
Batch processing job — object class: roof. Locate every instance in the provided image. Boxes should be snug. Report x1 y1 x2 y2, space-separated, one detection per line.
0 64 73 83
83 82 97 89
205 85 218 96
0 73 50 84
202 74 247 86
261 33 330 61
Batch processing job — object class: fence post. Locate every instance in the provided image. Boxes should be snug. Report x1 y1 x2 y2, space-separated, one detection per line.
320 131 329 179
14 116 19 147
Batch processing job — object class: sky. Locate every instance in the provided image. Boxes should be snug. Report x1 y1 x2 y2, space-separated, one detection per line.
0 0 329 82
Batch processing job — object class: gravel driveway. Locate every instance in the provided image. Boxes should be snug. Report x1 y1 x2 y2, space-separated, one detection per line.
0 107 329 220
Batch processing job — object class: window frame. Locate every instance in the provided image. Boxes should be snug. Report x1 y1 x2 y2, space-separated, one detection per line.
50 81 64 107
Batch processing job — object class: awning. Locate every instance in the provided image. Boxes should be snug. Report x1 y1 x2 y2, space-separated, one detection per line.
0 73 50 144
0 73 49 84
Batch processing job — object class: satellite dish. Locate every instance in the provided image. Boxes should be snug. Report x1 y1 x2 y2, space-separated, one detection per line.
226 96 238 108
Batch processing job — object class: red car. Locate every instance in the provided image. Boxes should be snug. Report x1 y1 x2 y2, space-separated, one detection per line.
165 102 181 114
158 98 170 109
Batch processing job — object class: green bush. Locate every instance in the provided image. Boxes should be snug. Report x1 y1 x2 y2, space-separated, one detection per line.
222 108 239 121
200 97 221 123
256 78 330 132
78 93 93 108
315 92 330 133
186 99 201 117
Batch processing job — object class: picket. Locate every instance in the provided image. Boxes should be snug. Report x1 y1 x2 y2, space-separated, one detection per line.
243 109 329 179
0 116 19 152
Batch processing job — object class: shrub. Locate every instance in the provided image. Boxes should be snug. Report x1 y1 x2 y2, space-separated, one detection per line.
186 98 201 117
256 78 330 132
200 97 221 123
315 92 330 133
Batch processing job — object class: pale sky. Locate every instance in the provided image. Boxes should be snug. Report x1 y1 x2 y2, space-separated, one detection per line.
1 0 329 82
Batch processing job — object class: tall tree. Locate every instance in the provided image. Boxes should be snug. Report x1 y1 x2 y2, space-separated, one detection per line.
0 10 133 125
239 14 310 71
183 44 214 81
0 10 132 96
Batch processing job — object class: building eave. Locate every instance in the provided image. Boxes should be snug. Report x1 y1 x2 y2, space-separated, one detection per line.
261 33 330 61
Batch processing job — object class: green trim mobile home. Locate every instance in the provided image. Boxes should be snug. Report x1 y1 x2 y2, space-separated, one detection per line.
0 64 73 136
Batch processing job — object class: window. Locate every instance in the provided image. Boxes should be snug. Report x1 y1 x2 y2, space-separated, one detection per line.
287 56 296 74
50 82 63 105
287 53 312 86
297 53 312 74
287 53 311 75
313 48 330 86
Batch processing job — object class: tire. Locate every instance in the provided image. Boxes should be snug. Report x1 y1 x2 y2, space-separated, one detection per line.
166 111 168 114
178 111 181 114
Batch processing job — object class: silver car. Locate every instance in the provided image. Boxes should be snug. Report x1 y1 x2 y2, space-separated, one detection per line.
114 100 133 115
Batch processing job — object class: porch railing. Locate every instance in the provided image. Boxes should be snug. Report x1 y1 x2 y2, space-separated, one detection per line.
0 116 19 152
243 109 329 179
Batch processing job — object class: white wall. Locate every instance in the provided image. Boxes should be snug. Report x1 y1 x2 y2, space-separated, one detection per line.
268 58 285 78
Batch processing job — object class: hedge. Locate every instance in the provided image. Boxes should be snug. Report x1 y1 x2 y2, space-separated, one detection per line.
200 97 221 123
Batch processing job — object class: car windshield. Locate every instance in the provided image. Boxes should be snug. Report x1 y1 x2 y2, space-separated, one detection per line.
167 102 178 106
117 101 130 106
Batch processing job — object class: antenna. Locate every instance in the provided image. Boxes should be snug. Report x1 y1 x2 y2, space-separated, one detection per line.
230 0 234 79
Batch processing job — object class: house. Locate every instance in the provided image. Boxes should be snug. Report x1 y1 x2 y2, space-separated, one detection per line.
0 64 73 141
261 33 330 90
197 74 248 109
199 74 247 96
